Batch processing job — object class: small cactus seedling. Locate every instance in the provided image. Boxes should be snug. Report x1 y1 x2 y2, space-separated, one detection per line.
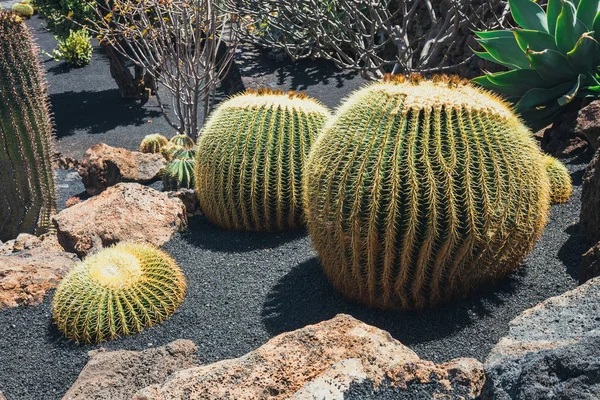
195 89 330 232
543 155 572 204
52 242 187 343
169 134 195 150
303 74 551 310
140 133 169 154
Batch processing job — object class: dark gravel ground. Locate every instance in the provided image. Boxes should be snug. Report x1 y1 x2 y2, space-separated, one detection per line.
0 15 591 400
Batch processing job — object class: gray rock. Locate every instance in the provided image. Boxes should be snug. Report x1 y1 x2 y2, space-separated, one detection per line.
63 340 198 400
581 149 600 244
580 241 600 284
483 278 600 399
576 100 600 151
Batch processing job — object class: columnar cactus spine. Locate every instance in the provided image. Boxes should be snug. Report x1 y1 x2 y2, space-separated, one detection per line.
303 75 551 310
52 242 187 343
543 155 572 204
0 12 56 241
195 89 330 232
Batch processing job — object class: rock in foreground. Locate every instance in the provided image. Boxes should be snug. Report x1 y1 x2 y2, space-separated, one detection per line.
0 234 78 309
78 143 166 195
132 314 484 399
483 277 600 399
53 183 187 256
62 340 198 400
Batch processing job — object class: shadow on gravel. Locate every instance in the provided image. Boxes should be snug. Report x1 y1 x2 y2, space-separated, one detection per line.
50 89 162 138
182 215 307 253
239 47 356 91
262 257 522 346
558 224 589 281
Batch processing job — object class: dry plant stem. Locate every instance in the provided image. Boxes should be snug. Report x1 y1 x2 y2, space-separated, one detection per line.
228 0 510 79
89 0 239 139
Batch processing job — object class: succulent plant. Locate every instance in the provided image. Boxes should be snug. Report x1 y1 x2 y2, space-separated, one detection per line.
169 134 195 150
140 133 169 154
51 28 93 67
543 154 573 204
161 142 184 162
52 242 186 343
12 3 34 18
303 74 551 310
474 0 600 130
195 88 330 231
0 12 56 241
163 150 195 191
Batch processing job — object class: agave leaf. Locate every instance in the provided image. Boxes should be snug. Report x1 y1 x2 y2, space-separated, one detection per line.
547 0 563 35
472 49 519 69
567 32 600 71
474 30 516 40
558 74 585 105
577 0 600 29
515 81 575 109
556 0 588 53
594 11 600 41
477 37 530 69
514 29 558 52
526 48 577 80
473 75 533 97
487 68 554 88
509 0 549 33
519 102 563 130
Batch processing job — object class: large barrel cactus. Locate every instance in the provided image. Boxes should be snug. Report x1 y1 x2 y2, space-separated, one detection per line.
304 75 551 310
195 89 330 231
0 12 56 241
52 242 187 343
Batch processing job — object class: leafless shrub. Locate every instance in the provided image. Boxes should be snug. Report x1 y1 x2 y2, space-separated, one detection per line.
88 0 240 139
227 0 511 79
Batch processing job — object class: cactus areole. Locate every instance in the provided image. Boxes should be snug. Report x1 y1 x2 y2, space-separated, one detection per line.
303 75 551 310
195 88 330 232
0 12 56 241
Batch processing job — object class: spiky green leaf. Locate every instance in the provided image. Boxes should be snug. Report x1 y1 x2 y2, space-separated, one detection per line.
513 29 558 52
474 30 516 40
593 11 600 41
567 32 600 70
556 0 587 53
487 69 554 89
509 0 549 32
547 0 563 34
472 50 519 69
473 75 530 96
576 0 600 29
558 74 585 105
515 81 575 109
477 37 530 69
526 48 576 80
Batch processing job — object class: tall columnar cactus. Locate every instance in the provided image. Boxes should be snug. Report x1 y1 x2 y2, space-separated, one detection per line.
52 242 187 343
195 89 330 231
140 133 168 154
0 12 56 241
303 75 551 310
543 155 572 204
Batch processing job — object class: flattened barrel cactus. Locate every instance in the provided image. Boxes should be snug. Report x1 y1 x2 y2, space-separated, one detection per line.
0 12 56 241
195 89 330 231
304 75 551 310
52 242 186 343
543 154 572 204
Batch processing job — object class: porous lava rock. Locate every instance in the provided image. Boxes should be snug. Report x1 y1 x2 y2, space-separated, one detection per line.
53 183 187 256
581 149 600 244
575 100 600 151
580 241 600 284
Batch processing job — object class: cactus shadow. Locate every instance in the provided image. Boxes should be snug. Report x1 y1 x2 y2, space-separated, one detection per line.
557 223 589 281
181 215 307 253
262 257 522 347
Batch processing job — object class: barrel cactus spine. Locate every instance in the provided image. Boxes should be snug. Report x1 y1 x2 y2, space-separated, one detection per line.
543 155 572 204
304 74 551 310
169 134 195 150
52 242 187 343
0 12 56 241
140 133 168 154
195 88 330 232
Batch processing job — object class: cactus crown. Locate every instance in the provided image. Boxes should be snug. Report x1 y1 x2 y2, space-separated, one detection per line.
52 242 186 343
543 155 572 204
304 77 550 310
195 89 330 232
169 134 195 150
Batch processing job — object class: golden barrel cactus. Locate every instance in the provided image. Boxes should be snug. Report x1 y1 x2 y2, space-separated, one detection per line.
140 133 168 154
195 89 330 231
543 155 572 204
303 75 551 310
169 134 195 150
52 242 186 343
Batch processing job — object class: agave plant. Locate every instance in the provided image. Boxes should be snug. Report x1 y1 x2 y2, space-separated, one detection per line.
474 0 600 129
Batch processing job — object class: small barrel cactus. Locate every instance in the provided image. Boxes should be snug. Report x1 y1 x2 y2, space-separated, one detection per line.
195 88 330 231
161 142 184 162
304 74 551 310
543 155 572 204
12 3 34 18
163 150 195 191
169 134 195 150
52 242 186 343
140 133 168 154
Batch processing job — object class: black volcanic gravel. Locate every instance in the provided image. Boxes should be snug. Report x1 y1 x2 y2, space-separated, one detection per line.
0 15 591 400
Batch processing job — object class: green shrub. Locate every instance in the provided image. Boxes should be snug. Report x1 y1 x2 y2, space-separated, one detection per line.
195 88 330 232
474 0 600 130
0 12 56 241
52 28 92 67
303 74 551 310
33 0 95 36
52 242 187 343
